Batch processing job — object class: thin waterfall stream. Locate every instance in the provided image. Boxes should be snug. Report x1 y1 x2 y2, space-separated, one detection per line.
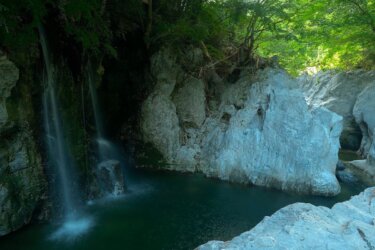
39 27 93 239
40 26 75 217
87 65 125 196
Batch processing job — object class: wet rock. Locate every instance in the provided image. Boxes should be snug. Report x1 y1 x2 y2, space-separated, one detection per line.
197 187 375 250
336 169 358 183
97 160 125 196
0 56 46 237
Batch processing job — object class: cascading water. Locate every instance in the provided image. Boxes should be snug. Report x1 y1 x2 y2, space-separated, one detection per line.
40 27 75 216
87 65 125 196
39 27 93 239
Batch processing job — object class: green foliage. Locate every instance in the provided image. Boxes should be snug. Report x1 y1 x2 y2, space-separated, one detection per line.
61 0 114 57
152 1 223 48
0 0 48 54
0 0 144 61
1 0 375 74
258 0 375 74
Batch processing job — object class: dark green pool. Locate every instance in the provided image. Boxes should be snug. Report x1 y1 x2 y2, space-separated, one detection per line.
0 166 366 250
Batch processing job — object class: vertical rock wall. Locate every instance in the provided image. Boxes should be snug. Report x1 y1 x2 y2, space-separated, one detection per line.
0 56 47 236
140 49 343 196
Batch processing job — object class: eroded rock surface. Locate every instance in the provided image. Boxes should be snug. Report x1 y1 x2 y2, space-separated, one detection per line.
140 49 343 196
197 187 375 250
0 56 46 236
353 85 375 157
298 70 375 152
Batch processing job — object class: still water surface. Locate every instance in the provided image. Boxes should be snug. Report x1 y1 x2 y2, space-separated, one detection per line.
0 163 366 250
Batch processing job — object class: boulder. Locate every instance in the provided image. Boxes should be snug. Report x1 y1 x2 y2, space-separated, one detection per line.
200 69 342 196
141 93 180 163
97 160 125 196
298 70 375 151
197 187 375 250
141 49 343 196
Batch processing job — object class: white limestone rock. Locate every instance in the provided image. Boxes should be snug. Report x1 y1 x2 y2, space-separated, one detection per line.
200 69 342 196
173 76 206 128
353 85 375 157
197 187 375 250
141 93 180 163
298 70 375 151
140 50 343 195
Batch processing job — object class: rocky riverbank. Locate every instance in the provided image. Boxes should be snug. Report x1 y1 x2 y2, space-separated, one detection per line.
197 187 375 250
140 49 343 196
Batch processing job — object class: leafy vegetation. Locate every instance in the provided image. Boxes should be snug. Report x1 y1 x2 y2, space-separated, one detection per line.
0 0 374 74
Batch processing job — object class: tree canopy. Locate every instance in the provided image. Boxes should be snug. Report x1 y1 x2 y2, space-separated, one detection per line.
0 0 374 74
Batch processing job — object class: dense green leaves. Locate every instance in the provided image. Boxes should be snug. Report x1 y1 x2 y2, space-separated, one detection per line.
0 0 374 74
259 0 375 74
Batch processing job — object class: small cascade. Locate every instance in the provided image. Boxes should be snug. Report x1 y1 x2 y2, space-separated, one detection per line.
87 65 125 196
39 27 93 239
39 27 75 216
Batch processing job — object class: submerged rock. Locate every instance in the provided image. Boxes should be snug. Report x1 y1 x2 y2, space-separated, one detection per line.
140 50 342 196
197 187 375 250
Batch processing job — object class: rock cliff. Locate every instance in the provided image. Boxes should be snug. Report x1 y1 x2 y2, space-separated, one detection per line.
298 70 375 184
0 56 47 236
298 70 375 155
140 49 343 196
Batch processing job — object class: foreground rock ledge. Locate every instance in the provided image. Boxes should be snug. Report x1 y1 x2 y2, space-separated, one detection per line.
197 187 375 250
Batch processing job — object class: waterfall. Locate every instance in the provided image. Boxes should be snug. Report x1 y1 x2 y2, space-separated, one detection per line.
39 27 76 217
87 65 125 196
88 68 110 161
40 27 93 240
